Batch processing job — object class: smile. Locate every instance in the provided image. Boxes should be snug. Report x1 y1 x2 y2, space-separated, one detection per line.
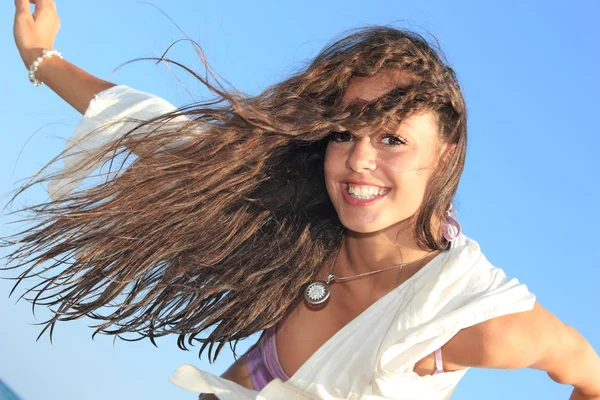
340 183 390 206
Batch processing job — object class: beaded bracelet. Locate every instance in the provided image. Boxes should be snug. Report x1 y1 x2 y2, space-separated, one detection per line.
28 49 63 87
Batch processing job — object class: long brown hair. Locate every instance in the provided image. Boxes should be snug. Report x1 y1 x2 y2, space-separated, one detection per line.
1 26 467 362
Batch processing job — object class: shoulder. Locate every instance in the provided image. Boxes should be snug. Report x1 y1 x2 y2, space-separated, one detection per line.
220 352 255 390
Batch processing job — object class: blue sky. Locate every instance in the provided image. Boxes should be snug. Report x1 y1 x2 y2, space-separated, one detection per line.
1 1 598 399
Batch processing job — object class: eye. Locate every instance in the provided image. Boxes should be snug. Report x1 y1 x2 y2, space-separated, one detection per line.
381 134 406 146
329 131 353 142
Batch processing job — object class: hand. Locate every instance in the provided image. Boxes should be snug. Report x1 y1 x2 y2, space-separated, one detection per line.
13 0 61 67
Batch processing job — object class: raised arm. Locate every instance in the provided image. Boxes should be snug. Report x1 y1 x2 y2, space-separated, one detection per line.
445 301 600 399
14 0 116 113
14 0 197 201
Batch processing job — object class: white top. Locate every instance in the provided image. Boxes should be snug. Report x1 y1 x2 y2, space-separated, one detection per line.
47 85 195 201
50 85 536 400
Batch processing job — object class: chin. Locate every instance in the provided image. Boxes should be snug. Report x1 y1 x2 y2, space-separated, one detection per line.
338 211 414 235
339 218 386 234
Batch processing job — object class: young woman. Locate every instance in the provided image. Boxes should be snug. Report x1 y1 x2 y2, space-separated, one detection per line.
8 1 600 399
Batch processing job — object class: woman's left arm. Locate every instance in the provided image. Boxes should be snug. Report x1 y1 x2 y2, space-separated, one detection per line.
446 301 600 399
524 302 600 399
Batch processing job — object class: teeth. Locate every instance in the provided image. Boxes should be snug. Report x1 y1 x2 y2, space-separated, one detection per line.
346 184 388 200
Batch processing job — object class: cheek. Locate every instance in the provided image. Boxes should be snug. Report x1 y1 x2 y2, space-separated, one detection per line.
382 143 439 178
382 153 434 204
379 149 421 174
323 144 343 178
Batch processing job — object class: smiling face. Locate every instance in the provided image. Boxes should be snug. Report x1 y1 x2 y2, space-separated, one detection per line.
324 72 447 234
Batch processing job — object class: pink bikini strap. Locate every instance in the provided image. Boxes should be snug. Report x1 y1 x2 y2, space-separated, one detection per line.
433 347 444 375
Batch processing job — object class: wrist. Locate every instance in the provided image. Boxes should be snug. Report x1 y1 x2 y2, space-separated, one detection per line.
26 48 63 87
22 47 46 68
33 54 64 84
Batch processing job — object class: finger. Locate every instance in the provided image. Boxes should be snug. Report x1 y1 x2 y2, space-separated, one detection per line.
14 0 32 14
32 0 56 19
34 0 55 11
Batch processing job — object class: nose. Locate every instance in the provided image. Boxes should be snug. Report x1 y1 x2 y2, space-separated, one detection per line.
345 137 376 172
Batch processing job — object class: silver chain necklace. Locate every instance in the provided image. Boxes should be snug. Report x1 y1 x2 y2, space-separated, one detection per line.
303 242 433 305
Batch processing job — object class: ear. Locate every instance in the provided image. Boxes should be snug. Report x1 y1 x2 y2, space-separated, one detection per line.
439 143 457 170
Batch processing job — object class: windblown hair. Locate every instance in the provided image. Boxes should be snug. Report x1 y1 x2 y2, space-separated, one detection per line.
1 26 467 362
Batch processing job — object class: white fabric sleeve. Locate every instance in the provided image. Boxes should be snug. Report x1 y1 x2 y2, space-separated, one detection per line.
373 235 536 399
47 85 194 201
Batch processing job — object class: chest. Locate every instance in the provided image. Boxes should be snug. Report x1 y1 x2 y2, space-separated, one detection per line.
273 283 450 381
274 282 388 379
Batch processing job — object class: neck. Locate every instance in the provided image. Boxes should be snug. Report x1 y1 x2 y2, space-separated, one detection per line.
334 219 439 292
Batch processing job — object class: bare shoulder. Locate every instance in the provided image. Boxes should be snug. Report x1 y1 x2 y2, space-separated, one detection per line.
220 353 254 389
198 353 254 400
442 301 571 370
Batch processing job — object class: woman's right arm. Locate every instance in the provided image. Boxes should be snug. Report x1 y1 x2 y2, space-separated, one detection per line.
14 0 116 114
14 0 195 201
27 55 116 115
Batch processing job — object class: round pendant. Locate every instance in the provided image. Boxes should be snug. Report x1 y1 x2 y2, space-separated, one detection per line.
303 281 331 305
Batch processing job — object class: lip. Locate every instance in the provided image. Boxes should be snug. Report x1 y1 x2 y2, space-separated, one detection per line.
341 180 390 189
339 182 390 207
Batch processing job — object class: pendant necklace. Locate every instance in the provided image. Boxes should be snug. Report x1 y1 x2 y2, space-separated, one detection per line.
303 241 433 306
